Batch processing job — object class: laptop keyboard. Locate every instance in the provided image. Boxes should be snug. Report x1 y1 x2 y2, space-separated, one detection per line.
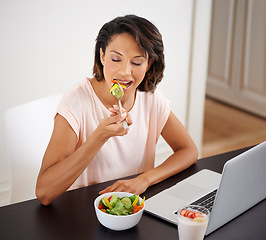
174 189 217 215
190 189 217 212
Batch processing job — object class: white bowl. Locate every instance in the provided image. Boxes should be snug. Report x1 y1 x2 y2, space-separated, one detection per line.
94 192 145 231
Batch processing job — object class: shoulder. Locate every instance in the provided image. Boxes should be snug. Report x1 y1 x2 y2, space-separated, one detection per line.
153 88 170 104
56 79 95 123
135 88 171 123
60 79 92 106
137 88 170 107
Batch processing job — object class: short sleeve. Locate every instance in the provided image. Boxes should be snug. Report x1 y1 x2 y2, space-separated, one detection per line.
154 89 171 137
56 91 81 141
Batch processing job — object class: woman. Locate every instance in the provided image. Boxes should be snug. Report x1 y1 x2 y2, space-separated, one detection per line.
36 15 198 205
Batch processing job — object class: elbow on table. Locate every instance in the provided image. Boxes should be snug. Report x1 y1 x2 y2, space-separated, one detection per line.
35 186 53 206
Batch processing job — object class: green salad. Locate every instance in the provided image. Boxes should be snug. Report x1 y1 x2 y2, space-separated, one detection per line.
98 194 144 216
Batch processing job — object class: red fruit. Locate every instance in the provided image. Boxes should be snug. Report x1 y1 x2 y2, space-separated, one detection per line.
133 204 144 214
187 211 194 218
98 204 105 210
180 209 187 216
194 212 203 218
180 209 203 219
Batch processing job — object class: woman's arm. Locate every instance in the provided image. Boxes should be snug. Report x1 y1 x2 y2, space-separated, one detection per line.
100 111 198 194
36 112 130 205
139 111 198 186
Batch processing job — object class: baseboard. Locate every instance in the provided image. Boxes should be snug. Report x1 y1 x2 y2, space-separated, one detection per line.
0 180 11 207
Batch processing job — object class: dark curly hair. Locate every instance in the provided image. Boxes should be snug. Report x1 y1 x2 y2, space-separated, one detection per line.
93 14 165 93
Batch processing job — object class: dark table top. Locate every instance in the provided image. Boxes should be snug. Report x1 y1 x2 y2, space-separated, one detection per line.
1 146 265 240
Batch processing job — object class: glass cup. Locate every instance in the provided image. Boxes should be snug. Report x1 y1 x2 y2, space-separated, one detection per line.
177 205 210 240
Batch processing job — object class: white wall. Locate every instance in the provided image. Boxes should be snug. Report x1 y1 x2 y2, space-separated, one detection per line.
0 0 211 205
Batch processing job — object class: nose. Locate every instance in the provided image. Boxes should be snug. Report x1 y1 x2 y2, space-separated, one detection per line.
120 61 132 76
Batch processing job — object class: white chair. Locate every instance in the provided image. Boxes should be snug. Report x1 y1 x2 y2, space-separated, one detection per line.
4 94 62 204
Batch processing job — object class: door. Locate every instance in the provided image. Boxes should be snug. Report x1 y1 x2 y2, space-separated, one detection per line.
206 0 266 118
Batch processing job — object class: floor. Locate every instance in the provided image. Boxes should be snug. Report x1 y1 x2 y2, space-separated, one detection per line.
201 98 266 158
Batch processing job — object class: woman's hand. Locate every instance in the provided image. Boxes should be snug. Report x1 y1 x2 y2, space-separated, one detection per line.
108 105 131 120
99 174 150 195
96 105 132 139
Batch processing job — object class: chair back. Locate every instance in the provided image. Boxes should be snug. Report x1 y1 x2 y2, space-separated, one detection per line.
4 94 62 204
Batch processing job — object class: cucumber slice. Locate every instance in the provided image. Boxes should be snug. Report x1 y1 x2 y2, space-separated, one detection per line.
101 198 108 208
101 197 112 209
121 197 132 205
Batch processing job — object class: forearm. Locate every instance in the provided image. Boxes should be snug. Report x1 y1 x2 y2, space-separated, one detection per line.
36 128 107 205
99 146 198 196
139 146 198 188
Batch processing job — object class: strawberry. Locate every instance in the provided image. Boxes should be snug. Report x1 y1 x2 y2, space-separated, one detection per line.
180 209 187 216
180 209 203 219
187 211 195 218
194 212 203 218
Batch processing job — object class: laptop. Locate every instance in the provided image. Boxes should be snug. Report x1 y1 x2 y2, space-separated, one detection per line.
145 141 266 235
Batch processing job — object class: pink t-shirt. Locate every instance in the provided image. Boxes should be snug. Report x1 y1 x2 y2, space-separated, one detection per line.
57 79 170 189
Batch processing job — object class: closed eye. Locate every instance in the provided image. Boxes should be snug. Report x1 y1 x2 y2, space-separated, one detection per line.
112 59 121 62
132 62 141 66
132 63 140 66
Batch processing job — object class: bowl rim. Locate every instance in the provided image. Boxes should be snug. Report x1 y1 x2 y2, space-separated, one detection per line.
94 191 145 217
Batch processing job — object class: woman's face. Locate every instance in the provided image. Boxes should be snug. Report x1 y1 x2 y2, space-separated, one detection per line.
100 33 151 96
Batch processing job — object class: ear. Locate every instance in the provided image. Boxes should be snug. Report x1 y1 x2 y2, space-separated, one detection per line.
100 48 105 66
146 58 154 72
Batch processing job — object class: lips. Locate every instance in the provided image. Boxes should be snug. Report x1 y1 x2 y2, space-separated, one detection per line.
113 79 133 90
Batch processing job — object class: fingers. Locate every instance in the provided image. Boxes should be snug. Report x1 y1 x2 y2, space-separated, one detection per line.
108 105 120 115
105 113 127 126
109 105 132 126
97 106 132 138
99 181 125 195
99 180 142 195
108 105 123 117
99 186 115 195
100 114 129 137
